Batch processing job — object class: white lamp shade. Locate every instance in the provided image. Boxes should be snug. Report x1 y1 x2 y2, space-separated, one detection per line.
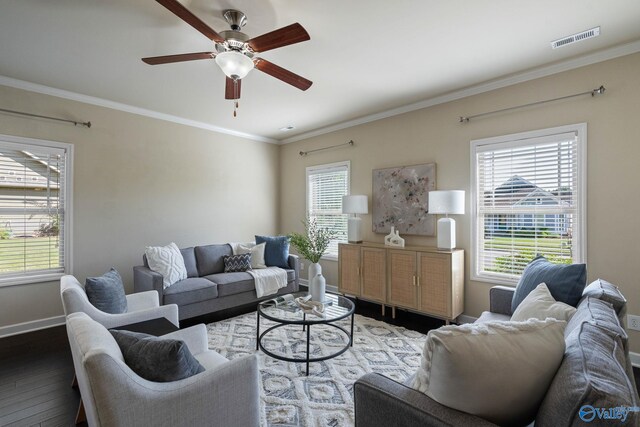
429 190 465 215
342 195 368 214
215 51 254 79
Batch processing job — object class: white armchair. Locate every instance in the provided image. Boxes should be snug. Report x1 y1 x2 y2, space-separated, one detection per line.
66 312 260 427
60 274 179 329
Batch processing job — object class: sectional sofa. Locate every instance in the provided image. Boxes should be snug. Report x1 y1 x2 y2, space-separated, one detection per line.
133 243 299 320
354 279 639 426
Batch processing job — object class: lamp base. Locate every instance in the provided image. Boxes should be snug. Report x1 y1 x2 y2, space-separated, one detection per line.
437 217 456 250
347 216 363 243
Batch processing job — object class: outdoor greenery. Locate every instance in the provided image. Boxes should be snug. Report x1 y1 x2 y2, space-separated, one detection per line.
486 234 572 276
288 217 337 264
36 215 60 237
0 227 9 240
0 237 60 273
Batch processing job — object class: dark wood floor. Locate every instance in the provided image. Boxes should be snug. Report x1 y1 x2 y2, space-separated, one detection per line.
1 297 639 426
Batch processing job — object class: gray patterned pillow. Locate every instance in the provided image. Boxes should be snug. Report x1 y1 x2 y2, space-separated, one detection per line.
224 253 252 272
85 268 127 314
110 330 204 382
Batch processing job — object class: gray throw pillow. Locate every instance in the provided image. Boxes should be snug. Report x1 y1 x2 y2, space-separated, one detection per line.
224 253 252 272
511 256 586 313
110 330 205 382
85 268 127 314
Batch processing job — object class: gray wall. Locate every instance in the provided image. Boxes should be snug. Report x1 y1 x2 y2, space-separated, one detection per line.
280 52 640 352
0 84 280 330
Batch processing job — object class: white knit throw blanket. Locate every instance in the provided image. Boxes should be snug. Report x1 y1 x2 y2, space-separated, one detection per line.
248 267 288 298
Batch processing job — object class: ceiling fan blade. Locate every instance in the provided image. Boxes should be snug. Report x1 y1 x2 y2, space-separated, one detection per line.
247 23 310 53
142 52 215 65
254 59 312 91
225 77 242 100
156 0 225 43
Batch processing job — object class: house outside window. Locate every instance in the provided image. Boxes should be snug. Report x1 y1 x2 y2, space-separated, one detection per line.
0 135 73 286
471 124 586 285
306 161 350 259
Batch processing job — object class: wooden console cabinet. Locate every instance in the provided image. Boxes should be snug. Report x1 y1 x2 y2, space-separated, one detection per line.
338 242 464 322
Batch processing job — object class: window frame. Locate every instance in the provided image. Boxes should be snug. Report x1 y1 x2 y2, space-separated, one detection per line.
470 123 587 286
0 134 74 287
305 160 351 261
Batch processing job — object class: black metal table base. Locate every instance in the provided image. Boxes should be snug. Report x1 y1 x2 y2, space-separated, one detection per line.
256 312 355 376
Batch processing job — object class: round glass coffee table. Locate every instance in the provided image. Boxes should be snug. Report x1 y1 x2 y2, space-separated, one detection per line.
256 292 355 376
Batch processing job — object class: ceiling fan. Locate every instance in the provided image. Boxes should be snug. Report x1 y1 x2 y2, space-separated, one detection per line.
142 0 312 114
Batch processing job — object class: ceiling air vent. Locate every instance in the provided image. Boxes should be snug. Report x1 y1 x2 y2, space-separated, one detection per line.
551 27 600 49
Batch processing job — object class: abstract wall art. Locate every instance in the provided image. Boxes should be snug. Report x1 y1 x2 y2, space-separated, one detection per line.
372 163 436 236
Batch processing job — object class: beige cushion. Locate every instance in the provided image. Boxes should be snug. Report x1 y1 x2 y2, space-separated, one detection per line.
511 283 577 322
235 242 267 269
412 318 566 426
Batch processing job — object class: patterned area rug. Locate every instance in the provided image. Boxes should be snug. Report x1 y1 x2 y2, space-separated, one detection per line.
206 311 428 427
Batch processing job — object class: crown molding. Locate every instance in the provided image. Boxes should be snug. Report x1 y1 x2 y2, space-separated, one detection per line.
2 39 639 145
281 39 640 144
0 75 278 144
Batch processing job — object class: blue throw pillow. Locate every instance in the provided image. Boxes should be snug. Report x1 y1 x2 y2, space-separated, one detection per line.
511 256 587 312
110 330 205 382
255 235 290 269
85 268 128 314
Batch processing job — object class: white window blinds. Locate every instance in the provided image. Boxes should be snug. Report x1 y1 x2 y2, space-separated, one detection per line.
471 126 586 285
0 137 71 284
306 161 350 257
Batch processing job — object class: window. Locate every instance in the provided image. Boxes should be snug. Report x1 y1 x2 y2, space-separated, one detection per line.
471 124 586 285
0 134 73 285
306 161 350 259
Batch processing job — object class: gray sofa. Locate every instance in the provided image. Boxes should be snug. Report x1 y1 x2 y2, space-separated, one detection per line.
354 279 639 426
134 244 299 320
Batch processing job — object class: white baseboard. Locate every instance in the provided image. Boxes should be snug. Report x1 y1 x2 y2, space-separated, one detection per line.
298 279 339 294
456 314 478 324
0 315 65 338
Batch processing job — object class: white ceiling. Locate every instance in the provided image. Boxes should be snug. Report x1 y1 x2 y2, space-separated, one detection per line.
1 0 640 142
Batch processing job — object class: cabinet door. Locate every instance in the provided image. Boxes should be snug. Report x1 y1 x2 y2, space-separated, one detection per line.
361 247 386 302
388 250 417 309
339 244 361 296
418 252 451 318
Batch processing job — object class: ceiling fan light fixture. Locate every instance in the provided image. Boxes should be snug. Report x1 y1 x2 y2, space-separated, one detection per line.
215 51 254 80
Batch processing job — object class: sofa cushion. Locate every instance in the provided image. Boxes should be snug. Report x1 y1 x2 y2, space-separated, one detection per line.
163 278 218 306
180 247 199 278
205 272 254 297
565 296 628 352
110 330 204 382
145 242 188 289
224 253 252 272
475 311 511 323
412 318 566 427
511 256 586 312
511 283 577 322
85 268 127 314
255 235 290 269
235 242 267 269
582 278 627 321
536 322 639 426
195 244 233 276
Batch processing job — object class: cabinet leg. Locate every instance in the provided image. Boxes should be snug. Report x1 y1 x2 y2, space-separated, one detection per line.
391 306 396 319
381 304 385 316
445 320 450 326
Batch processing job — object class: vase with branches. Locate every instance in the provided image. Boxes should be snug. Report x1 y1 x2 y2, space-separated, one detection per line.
289 217 336 300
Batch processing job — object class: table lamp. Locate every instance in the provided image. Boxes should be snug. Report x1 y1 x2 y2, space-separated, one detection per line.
428 190 465 250
342 195 368 243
